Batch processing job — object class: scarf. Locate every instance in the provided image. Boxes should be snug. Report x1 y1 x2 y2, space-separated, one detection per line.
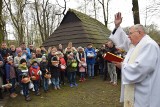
18 64 28 70
32 65 39 69
124 40 146 107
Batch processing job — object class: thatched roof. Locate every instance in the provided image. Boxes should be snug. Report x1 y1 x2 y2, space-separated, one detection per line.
43 9 110 48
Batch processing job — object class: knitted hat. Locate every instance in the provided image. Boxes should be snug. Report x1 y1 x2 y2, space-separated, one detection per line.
7 56 13 62
69 52 73 56
77 46 84 51
16 47 22 53
51 56 58 61
67 52 74 58
55 51 62 55
20 58 27 64
32 61 38 65
42 56 46 60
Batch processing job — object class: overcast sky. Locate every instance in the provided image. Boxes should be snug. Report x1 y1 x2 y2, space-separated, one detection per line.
62 0 159 30
7 0 160 39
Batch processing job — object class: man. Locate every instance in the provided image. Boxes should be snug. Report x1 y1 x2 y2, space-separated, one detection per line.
96 45 105 77
106 40 118 85
110 12 160 107
0 42 11 86
103 42 109 81
0 42 11 62
20 42 31 62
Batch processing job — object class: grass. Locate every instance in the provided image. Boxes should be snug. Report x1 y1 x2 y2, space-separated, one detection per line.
4 77 123 107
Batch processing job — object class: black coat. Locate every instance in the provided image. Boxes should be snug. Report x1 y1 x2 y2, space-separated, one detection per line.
50 64 60 78
0 54 4 77
40 61 48 76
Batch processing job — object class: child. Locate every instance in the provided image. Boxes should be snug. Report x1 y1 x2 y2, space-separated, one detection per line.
85 43 96 79
18 58 31 101
78 58 87 82
29 61 41 95
57 51 66 85
5 56 17 98
50 55 61 90
40 56 50 92
67 53 78 87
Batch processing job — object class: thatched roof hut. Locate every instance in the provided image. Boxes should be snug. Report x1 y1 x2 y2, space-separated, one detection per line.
43 9 110 48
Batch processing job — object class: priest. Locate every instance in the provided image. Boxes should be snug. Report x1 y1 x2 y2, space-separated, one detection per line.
110 12 160 107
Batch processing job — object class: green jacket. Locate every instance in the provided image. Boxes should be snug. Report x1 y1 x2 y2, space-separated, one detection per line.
67 59 77 72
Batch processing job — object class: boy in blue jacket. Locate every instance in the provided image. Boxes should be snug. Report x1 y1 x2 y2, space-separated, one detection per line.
85 43 96 79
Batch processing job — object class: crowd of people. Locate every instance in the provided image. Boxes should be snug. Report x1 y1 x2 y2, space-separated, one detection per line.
1 11 160 107
0 41 122 101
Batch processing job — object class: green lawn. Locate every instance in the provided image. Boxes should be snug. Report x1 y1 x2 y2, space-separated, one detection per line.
5 77 123 107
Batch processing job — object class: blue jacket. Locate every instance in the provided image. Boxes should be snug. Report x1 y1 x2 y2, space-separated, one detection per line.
85 48 96 64
22 48 31 61
0 54 4 67
0 54 4 77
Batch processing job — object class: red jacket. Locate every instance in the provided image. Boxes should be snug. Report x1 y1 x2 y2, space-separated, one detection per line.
59 57 66 71
59 57 66 65
29 66 41 80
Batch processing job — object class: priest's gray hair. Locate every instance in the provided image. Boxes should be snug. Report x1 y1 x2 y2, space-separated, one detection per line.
133 24 147 34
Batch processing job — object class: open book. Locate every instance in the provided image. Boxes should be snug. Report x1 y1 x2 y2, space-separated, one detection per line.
103 52 123 62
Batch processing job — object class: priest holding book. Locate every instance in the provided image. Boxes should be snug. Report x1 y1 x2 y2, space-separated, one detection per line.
109 12 160 107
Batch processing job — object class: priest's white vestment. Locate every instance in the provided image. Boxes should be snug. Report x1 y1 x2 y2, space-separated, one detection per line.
109 27 160 107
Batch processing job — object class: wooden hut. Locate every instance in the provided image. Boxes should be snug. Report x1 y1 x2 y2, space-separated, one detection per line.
43 9 110 48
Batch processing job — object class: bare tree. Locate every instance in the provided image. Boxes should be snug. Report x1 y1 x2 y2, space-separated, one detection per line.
98 0 110 28
4 0 28 44
55 0 67 16
77 0 90 14
143 0 160 26
33 0 58 42
93 0 101 19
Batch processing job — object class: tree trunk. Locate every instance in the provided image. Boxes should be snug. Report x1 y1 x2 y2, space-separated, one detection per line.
102 0 107 27
0 0 4 44
106 0 110 28
98 0 108 28
132 0 140 24
34 0 45 42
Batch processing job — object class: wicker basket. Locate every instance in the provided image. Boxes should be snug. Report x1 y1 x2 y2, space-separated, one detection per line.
60 65 66 70
44 73 51 79
31 76 36 80
21 77 30 83
51 61 59 66
2 83 12 89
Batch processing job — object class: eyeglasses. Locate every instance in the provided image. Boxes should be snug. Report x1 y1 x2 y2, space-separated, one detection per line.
128 31 139 35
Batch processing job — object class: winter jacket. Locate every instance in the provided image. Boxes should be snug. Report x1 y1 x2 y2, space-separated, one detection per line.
29 66 41 80
50 64 60 78
67 59 77 72
5 63 16 81
40 61 48 76
85 48 96 64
